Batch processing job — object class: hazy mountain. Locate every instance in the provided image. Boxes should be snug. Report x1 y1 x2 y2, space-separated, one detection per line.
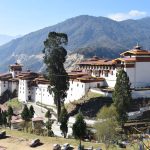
0 15 150 72
0 34 21 46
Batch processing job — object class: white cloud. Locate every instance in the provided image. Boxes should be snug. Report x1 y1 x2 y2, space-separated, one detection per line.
108 10 147 21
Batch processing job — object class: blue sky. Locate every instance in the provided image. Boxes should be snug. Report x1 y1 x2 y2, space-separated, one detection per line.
0 0 150 36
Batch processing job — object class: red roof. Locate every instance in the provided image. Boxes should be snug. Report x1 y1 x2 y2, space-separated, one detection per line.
11 115 23 123
78 57 115 66
114 57 136 63
32 117 44 122
121 45 150 56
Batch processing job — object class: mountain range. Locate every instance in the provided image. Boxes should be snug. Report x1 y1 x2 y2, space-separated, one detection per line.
0 34 21 46
0 15 150 72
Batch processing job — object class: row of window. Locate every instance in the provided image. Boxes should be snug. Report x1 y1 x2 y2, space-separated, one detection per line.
19 90 51 97
81 65 115 70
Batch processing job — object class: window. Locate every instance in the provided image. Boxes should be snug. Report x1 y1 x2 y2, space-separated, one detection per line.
82 84 83 88
105 72 108 77
97 83 100 88
111 71 113 75
77 83 79 87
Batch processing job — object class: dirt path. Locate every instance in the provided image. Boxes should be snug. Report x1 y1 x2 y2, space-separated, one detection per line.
0 137 55 150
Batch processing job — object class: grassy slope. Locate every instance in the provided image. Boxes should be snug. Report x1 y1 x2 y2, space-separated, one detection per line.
0 129 144 150
1 129 105 149
6 98 22 109
66 92 112 118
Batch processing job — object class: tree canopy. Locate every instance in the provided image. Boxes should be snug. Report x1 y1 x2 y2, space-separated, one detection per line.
95 105 119 148
112 69 132 125
29 105 35 119
45 109 52 119
59 106 69 138
21 104 30 121
7 106 13 128
43 32 69 121
72 112 87 148
45 109 53 136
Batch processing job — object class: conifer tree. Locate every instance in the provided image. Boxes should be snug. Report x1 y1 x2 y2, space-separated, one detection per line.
43 32 69 121
21 105 30 121
72 112 87 149
45 109 51 120
21 105 30 132
2 110 7 127
7 106 13 128
112 69 132 126
59 106 69 138
45 109 53 136
29 105 35 119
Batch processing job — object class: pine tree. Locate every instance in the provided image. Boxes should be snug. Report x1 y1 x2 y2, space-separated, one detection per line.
21 105 30 132
59 106 69 138
45 109 53 136
7 106 13 128
2 110 7 127
43 32 69 122
72 112 87 149
112 69 132 126
45 109 51 120
29 105 35 119
21 105 30 121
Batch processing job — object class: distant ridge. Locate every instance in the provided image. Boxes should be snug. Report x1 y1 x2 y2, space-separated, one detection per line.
0 15 150 72
0 34 21 46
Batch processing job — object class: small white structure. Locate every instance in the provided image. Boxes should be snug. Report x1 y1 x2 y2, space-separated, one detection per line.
0 63 22 97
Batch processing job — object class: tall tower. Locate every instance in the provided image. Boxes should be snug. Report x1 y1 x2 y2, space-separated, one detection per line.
9 63 23 78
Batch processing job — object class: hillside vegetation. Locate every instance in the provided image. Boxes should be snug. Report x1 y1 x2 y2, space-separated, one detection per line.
67 92 112 118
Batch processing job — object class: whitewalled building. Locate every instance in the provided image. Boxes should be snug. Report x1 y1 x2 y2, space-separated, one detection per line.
0 63 22 98
77 44 150 98
1 45 150 106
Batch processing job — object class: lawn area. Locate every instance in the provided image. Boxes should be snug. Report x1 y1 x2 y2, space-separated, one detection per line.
0 129 147 150
0 129 105 150
5 98 22 110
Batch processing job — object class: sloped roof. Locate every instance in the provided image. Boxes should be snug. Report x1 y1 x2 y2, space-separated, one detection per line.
121 45 150 56
17 71 39 80
114 57 136 63
0 73 12 80
78 57 115 66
